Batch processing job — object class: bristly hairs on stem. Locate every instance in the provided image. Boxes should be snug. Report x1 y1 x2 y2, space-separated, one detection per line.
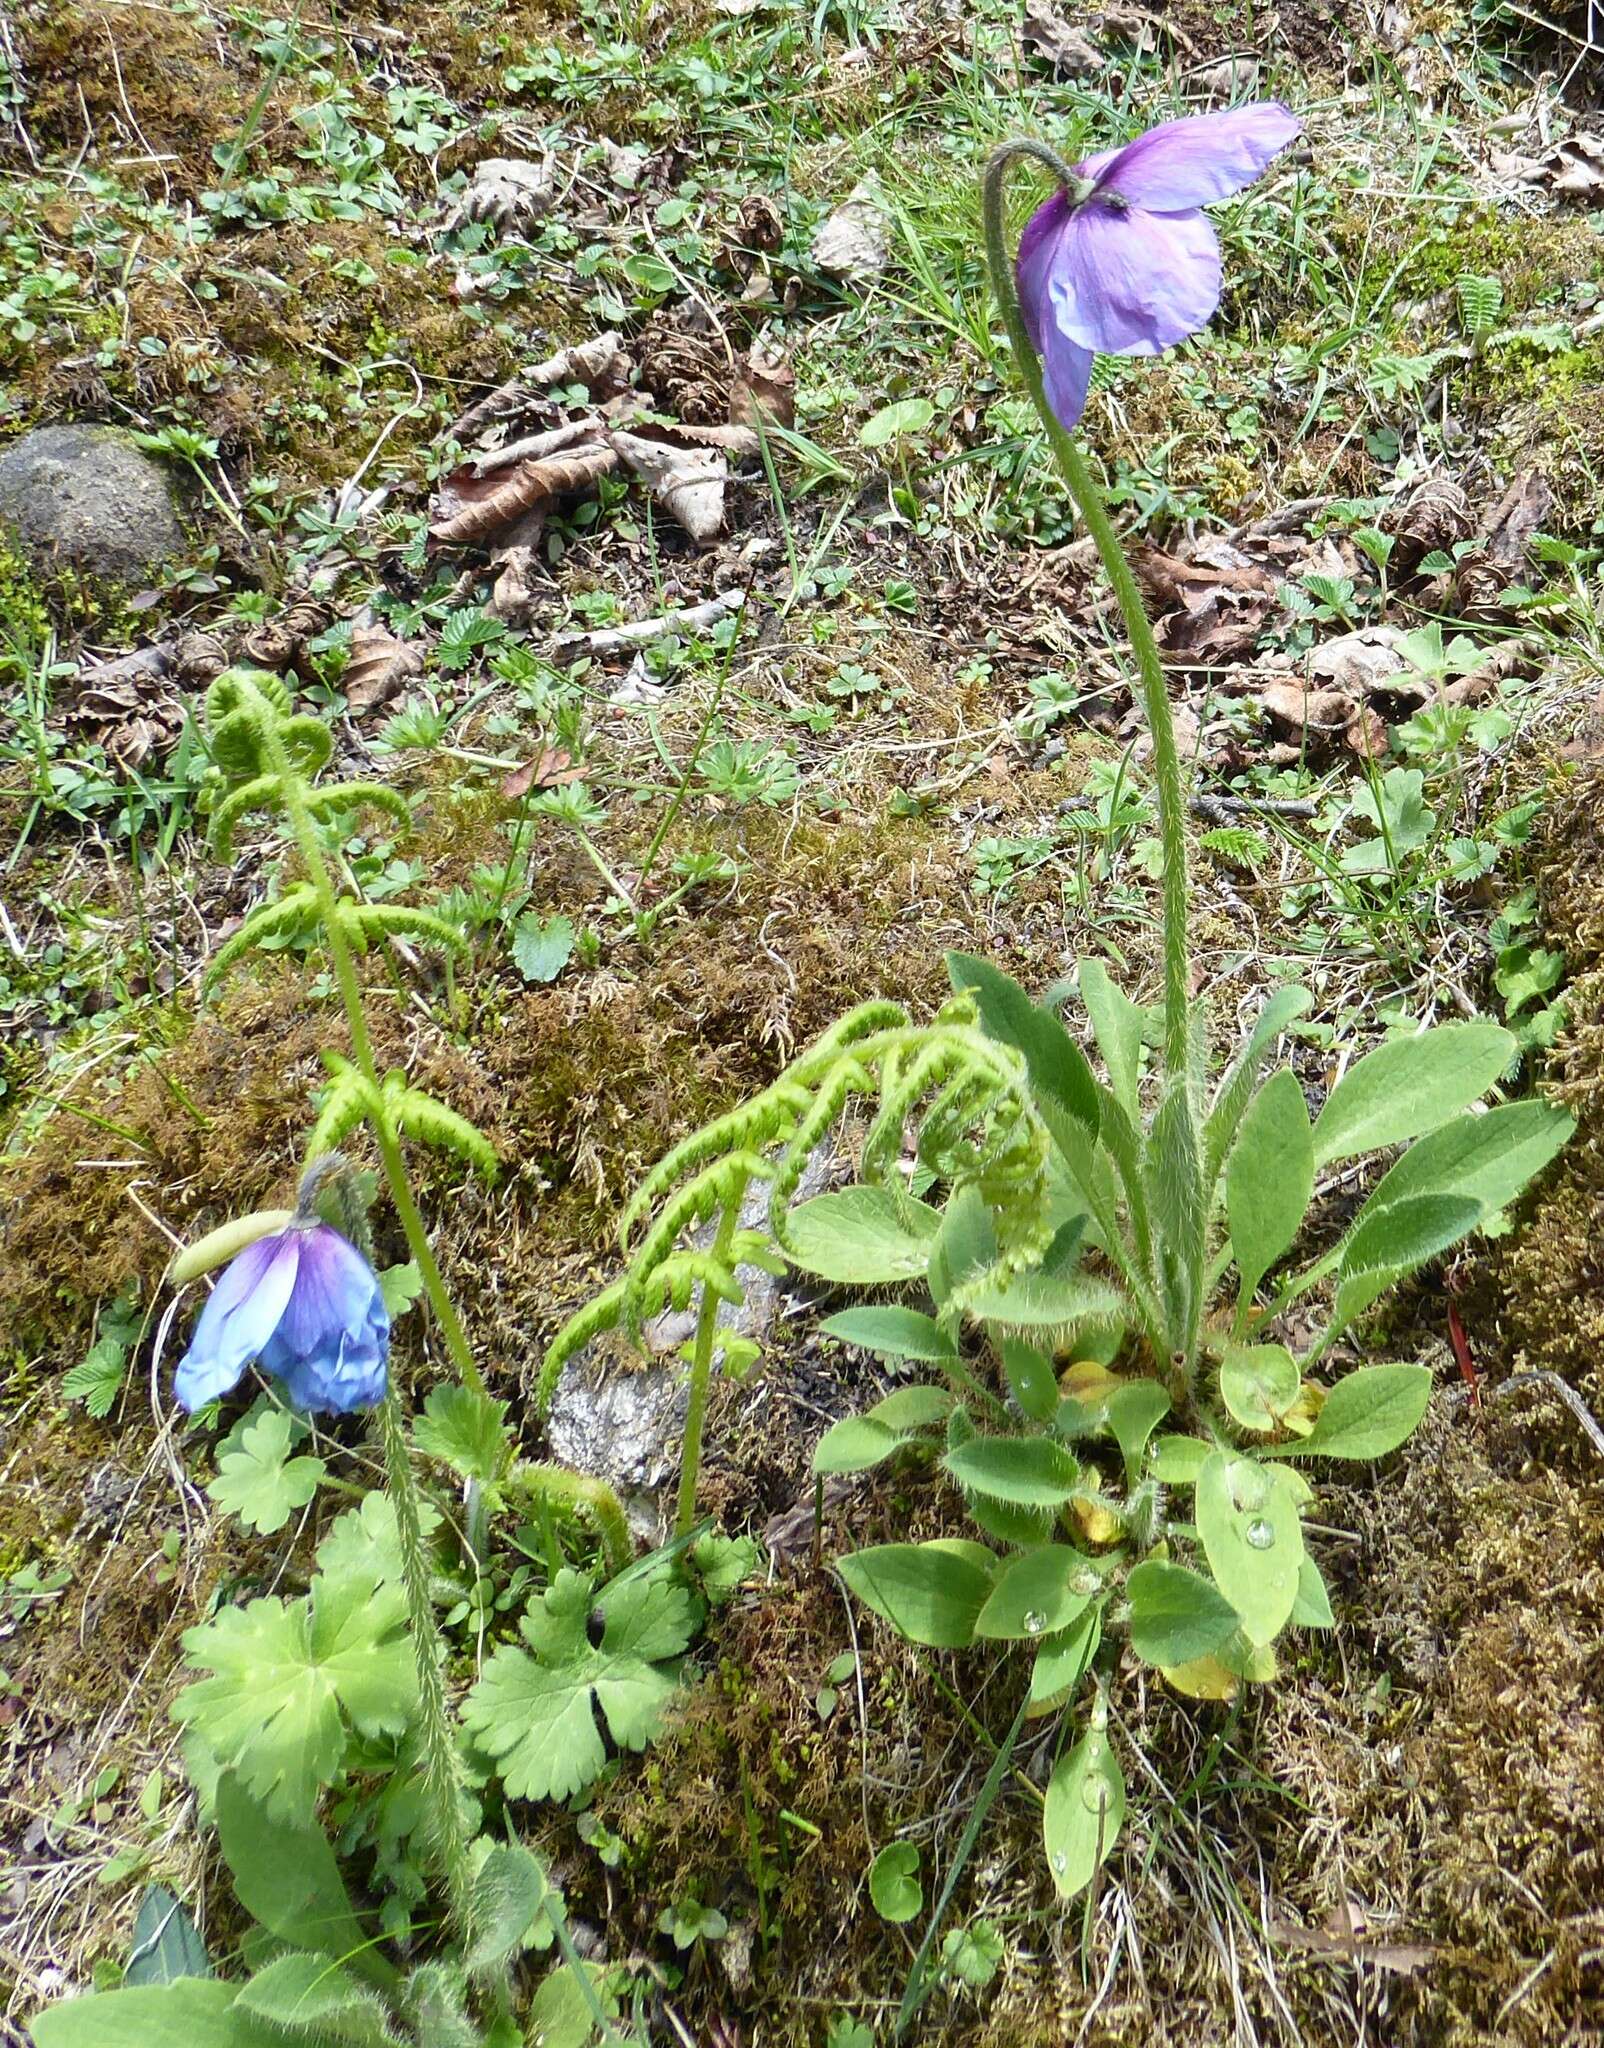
981 143 1194 1089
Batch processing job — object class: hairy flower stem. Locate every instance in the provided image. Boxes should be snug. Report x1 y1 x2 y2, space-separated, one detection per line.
374 1388 478 1943
676 1196 742 1538
253 693 489 1406
983 143 1193 1083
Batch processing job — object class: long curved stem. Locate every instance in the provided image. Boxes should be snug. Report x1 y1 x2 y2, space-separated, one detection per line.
263 716 488 1404
982 145 1193 1083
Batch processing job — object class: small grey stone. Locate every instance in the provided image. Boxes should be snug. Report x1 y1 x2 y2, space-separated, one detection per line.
0 425 185 579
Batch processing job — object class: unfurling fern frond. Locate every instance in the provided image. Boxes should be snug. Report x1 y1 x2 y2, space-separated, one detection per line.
306 1059 382 1160
341 903 471 954
387 1083 499 1181
209 772 285 857
206 883 321 983
536 1277 630 1417
303 781 414 833
620 1078 810 1249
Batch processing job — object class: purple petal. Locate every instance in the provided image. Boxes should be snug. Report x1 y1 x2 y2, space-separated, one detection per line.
1017 190 1072 355
1083 103 1301 212
1040 332 1095 431
174 1231 300 1410
1049 204 1221 356
270 1225 383 1357
1017 191 1096 430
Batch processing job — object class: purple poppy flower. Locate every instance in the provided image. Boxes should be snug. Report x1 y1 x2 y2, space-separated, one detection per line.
1016 104 1302 429
175 1219 389 1415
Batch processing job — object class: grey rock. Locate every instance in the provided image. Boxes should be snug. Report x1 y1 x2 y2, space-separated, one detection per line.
545 1355 686 1529
0 425 185 579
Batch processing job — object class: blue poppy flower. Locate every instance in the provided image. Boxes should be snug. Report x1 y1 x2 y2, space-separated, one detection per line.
174 1220 389 1415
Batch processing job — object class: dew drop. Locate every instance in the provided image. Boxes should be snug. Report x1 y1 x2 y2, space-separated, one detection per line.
1022 1609 1048 1636
1244 1518 1275 1551
1052 1850 1069 1874
1070 1569 1102 1597
1080 1778 1111 1815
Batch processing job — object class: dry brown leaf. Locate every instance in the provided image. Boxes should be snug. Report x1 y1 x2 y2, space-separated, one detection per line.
243 597 334 673
345 624 425 716
638 318 729 424
446 156 553 235
811 177 890 282
607 428 732 543
1270 1900 1434 1977
1257 675 1385 759
500 746 583 800
722 193 783 277
1020 1 1103 74
488 545 542 625
430 440 618 545
730 346 795 432
1454 468 1552 618
70 645 181 768
1384 473 1474 573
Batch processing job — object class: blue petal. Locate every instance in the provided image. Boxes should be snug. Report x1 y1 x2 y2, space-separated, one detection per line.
173 1232 300 1412
258 1224 389 1416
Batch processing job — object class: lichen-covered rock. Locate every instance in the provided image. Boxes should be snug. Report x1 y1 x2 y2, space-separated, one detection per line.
0 425 185 579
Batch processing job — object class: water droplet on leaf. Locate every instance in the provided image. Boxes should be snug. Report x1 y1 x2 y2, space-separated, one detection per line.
1022 1609 1047 1635
1080 1777 1111 1814
1245 1518 1275 1550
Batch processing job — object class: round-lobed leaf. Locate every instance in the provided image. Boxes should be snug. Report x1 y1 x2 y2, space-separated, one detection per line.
1218 1342 1302 1433
868 1841 923 1922
1194 1450 1303 1646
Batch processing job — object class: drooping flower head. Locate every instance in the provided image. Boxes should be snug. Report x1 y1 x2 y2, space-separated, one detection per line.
174 1198 389 1416
1016 104 1302 431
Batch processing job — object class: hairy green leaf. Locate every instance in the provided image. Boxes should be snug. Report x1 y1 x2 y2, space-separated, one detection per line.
1126 1559 1240 1667
973 1544 1101 1641
944 1434 1079 1507
783 1187 942 1283
1277 1364 1431 1460
835 1540 994 1648
820 1306 956 1362
1195 1451 1303 1646
1227 1067 1314 1307
1311 1023 1514 1165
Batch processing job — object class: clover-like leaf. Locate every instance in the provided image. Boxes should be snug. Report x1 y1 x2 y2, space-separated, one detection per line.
173 1565 415 1823
462 1568 697 1804
208 1409 326 1535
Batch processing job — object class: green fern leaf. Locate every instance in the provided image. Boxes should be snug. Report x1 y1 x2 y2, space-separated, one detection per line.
306 1066 381 1159
389 1085 498 1179
303 782 413 833
207 884 322 983
209 773 286 858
